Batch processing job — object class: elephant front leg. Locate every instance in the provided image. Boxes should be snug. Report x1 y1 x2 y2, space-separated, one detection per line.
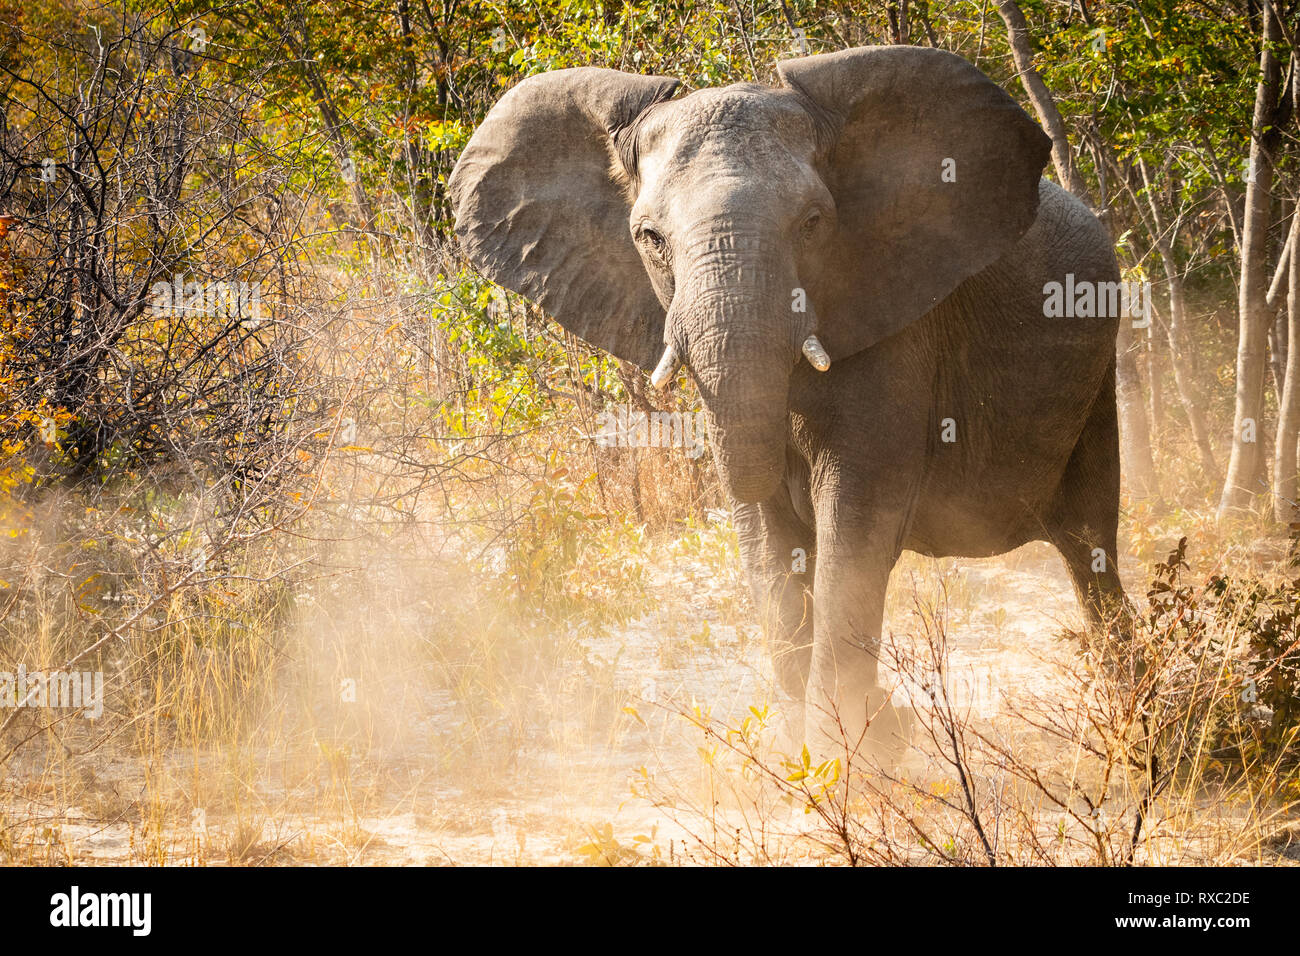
734 499 815 700
805 542 910 768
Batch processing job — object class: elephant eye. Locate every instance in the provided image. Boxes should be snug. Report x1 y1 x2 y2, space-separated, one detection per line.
639 226 666 254
800 211 822 242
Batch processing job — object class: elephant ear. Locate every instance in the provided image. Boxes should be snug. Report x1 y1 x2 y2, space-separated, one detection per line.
777 47 1052 359
449 68 679 370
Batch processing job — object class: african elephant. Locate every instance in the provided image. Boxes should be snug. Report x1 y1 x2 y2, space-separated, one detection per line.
449 46 1129 761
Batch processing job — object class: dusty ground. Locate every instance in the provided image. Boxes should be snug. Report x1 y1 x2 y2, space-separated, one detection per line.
7 516 1297 866
7 529 1169 866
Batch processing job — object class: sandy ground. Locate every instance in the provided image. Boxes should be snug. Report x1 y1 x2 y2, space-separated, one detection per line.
10 533 1285 866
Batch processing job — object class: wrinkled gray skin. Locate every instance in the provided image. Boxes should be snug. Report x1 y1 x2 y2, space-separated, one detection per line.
450 47 1127 761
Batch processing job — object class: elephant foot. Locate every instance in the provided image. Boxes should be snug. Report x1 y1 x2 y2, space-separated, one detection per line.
770 707 806 766
771 640 813 701
863 699 914 771
804 691 914 774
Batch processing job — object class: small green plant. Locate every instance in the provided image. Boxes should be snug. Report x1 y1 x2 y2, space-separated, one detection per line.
1143 536 1300 768
573 821 661 866
781 744 842 815
502 452 648 625
1206 572 1300 760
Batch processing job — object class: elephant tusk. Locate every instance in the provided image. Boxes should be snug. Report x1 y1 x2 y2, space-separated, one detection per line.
650 345 681 389
802 335 831 372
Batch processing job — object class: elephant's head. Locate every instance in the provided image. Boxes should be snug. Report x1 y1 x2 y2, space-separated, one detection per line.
449 47 1051 503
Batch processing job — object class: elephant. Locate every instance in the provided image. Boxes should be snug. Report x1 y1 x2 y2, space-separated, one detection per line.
448 45 1129 763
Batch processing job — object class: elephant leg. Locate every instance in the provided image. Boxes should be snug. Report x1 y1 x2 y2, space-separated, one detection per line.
1045 368 1131 632
805 530 910 768
1048 522 1128 632
734 497 815 699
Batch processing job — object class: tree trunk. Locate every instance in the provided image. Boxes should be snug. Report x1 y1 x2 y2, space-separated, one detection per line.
997 0 1089 200
1127 156 1221 487
1116 319 1159 499
1268 204 1295 407
1219 1 1285 517
1268 210 1295 311
1147 320 1164 449
1273 212 1300 522
1155 246 1222 485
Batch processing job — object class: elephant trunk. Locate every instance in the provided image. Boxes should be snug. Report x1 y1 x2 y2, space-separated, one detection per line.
696 349 790 503
672 242 800 504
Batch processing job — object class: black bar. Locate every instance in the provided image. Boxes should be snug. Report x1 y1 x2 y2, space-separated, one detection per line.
0 865 1291 943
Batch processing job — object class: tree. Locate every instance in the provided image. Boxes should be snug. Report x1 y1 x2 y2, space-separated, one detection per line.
1274 208 1300 520
1219 0 1292 516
